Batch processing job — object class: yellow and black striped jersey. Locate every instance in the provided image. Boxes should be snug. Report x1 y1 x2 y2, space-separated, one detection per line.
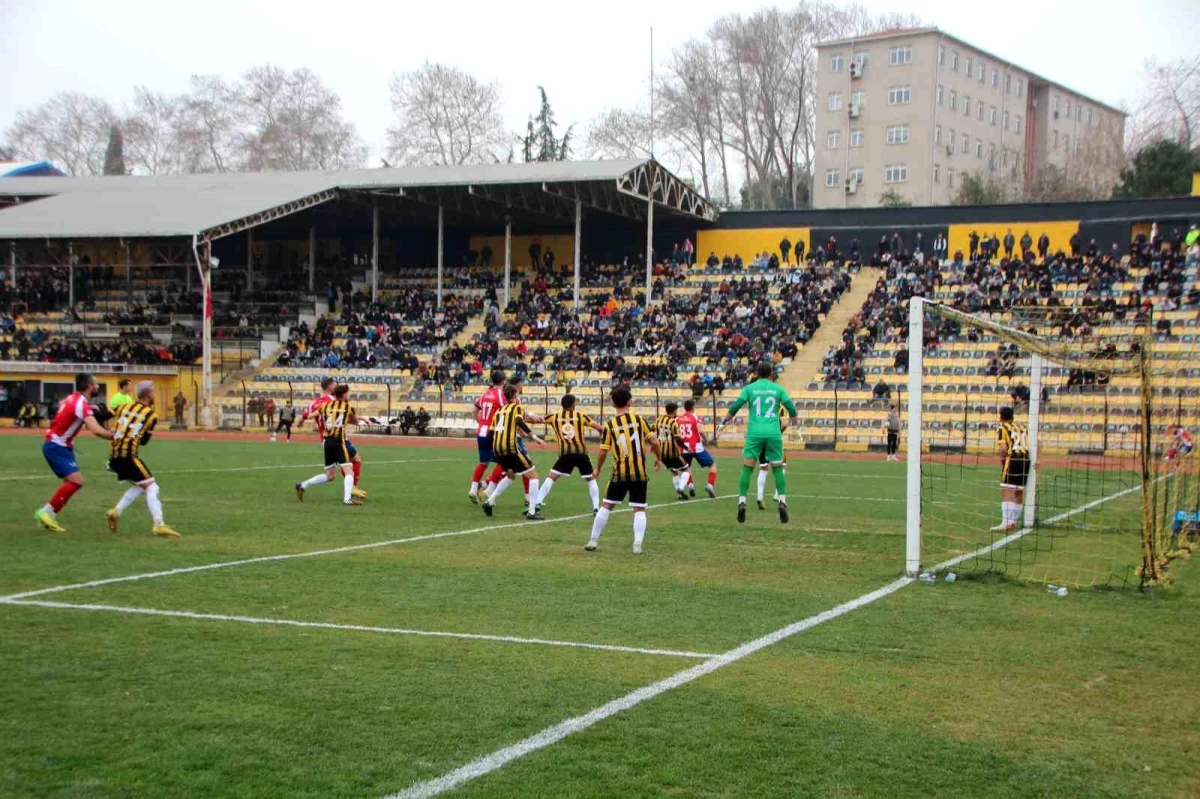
997 421 1029 456
491 402 531 456
653 415 683 460
546 409 592 456
110 402 158 459
601 413 654 482
320 400 355 441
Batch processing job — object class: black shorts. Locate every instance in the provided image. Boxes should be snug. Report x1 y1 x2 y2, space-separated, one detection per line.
605 479 648 507
661 455 688 472
109 456 152 483
551 453 594 477
324 437 355 467
1001 455 1030 489
495 451 535 474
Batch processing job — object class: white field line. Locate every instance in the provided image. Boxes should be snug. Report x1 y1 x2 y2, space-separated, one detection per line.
386 477 1150 799
0 495 742 602
0 457 458 482
0 599 716 660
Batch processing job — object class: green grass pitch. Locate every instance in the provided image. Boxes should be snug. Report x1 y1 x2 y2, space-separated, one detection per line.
1 433 1198 798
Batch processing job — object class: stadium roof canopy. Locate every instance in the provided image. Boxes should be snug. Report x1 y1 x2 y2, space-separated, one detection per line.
0 159 717 243
0 160 68 178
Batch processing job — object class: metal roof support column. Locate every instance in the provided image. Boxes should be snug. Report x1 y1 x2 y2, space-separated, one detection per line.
645 189 654 304
503 219 512 311
573 199 582 312
371 204 379 303
8 244 15 311
191 236 215 431
308 224 316 294
436 204 444 310
246 229 253 291
67 242 74 308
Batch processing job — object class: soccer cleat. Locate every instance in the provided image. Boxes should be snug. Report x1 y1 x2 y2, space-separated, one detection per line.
705 484 716 499
584 541 598 551
294 483 305 502
482 503 494 517
351 487 368 499
526 510 545 521
152 524 181 538
106 509 119 534
343 499 364 507
989 522 1011 531
737 502 747 524
35 510 66 533
689 486 696 497
592 508 599 516
778 502 789 524
632 542 643 555
756 499 765 510
676 490 687 501
468 492 479 505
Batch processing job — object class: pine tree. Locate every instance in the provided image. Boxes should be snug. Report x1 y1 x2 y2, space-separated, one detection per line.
521 87 574 162
103 124 126 175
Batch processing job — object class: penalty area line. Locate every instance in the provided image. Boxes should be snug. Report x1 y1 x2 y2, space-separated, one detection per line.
0 599 716 660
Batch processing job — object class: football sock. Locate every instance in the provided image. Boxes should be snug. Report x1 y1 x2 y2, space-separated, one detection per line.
771 465 788 500
589 507 610 544
526 479 540 510
587 479 600 509
470 463 488 493
342 472 354 503
707 471 717 487
738 465 753 500
145 483 165 525
490 476 513 503
114 486 144 515
633 512 647 546
687 473 695 487
300 473 330 490
537 478 555 505
522 475 531 503
487 465 505 485
49 481 81 513
756 469 768 500
352 460 362 486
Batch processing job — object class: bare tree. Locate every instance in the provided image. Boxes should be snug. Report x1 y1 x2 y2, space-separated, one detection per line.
387 62 507 166
178 75 241 173
123 87 188 175
658 40 724 199
241 66 367 171
1131 56 1200 151
585 107 653 160
5 91 116 175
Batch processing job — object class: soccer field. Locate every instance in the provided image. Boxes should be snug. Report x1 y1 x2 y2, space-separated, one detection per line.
2 432 1198 798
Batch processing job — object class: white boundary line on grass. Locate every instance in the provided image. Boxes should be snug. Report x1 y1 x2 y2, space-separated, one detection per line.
0 457 459 482
0 599 717 660
385 478 1151 799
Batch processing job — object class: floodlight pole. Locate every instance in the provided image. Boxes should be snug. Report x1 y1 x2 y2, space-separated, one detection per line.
67 242 74 308
503 219 512 311
645 184 654 304
573 199 582 311
191 235 215 430
246 229 253 292
308 224 316 294
1025 353 1044 528
371 204 380 303
436 204 444 310
905 296 924 576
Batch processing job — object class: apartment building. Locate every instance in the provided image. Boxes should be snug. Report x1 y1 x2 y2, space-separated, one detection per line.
812 28 1126 208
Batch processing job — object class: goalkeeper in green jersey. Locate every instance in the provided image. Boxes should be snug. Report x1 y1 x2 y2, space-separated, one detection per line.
719 361 798 524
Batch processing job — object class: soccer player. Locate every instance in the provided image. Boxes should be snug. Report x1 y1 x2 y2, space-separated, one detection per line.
35 372 115 533
1165 424 1194 467
678 399 717 498
654 402 691 500
295 384 362 506
993 406 1032 532
469 370 506 503
481 383 545 520
719 361 797 524
483 377 542 506
105 381 179 538
755 402 789 510
298 378 366 500
535 393 604 513
585 385 662 554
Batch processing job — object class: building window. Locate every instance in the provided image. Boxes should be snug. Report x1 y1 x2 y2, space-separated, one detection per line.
828 92 843 111
936 84 944 105
963 94 971 116
827 130 840 149
947 168 955 189
851 90 866 109
977 62 985 82
830 55 844 73
949 90 957 111
1052 96 1060 116
850 129 864 147
1064 100 1071 119
951 51 959 71
884 164 908 183
934 124 941 144
1002 150 1009 167
889 46 912 66
1016 78 1023 98
989 106 997 125
1075 139 1081 154
852 52 869 70
948 128 956 148
1002 110 1009 131
887 86 912 105
991 68 998 87
1076 105 1083 122
976 141 984 158
1053 130 1059 149
964 56 972 77
849 167 864 184
961 135 969 154
976 100 984 120
825 169 841 188
938 45 945 66
933 164 940 183
1014 115 1022 133
886 124 911 144
1004 73 1011 93
1085 107 1093 124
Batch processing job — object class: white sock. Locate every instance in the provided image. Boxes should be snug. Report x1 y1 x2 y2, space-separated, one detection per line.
587 479 600 510
537 478 555 505
489 476 513 504
526 479 540 511
144 482 164 526
301 473 330 490
756 469 768 500
469 481 479 495
589 507 610 544
343 472 354 503
39 503 55 516
114 486 144 515
633 512 647 546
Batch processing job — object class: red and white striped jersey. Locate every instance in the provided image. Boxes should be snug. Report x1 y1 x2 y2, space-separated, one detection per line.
45 392 94 448
474 385 504 436
676 411 704 453
303 393 333 436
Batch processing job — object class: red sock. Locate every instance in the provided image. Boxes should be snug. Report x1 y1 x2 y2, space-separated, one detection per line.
49 481 81 513
488 465 505 484
352 460 361 486
707 471 717 487
471 463 488 482
687 473 695 486
522 475 531 494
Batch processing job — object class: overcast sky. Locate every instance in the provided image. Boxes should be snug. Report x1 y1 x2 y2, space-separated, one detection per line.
3 0 1197 163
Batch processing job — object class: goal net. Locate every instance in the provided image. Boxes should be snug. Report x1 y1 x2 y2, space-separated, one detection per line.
904 297 1200 589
